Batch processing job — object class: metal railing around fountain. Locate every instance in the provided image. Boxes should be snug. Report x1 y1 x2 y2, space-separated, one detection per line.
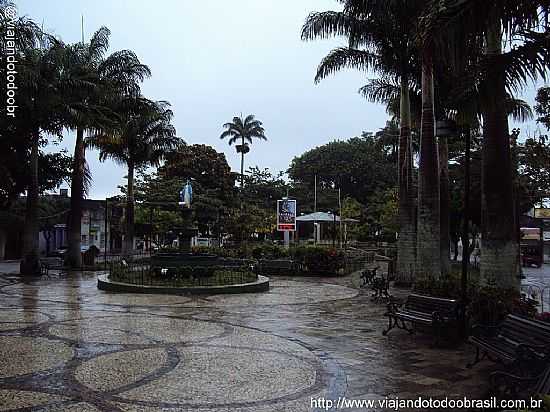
107 260 258 288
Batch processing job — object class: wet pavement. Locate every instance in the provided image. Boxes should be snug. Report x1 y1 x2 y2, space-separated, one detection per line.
2 263 548 411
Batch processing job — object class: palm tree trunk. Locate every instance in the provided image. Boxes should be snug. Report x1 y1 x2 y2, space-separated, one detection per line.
396 74 416 285
416 57 441 282
20 129 41 276
124 161 135 256
439 135 450 278
66 128 85 268
480 16 518 289
240 137 245 190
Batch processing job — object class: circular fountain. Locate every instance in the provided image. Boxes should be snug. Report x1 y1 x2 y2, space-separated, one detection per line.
98 180 269 295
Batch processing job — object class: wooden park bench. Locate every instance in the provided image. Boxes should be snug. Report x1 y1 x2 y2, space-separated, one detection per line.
490 363 550 400
40 257 64 276
467 315 550 372
382 294 461 345
360 266 379 287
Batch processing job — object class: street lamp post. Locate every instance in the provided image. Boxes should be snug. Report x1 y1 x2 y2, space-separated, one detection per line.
461 128 471 307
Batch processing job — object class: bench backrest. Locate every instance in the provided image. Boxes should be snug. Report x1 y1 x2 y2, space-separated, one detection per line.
405 294 460 318
498 315 550 348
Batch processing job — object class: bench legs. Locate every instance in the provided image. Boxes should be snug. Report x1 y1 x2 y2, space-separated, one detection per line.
382 315 414 336
466 347 498 368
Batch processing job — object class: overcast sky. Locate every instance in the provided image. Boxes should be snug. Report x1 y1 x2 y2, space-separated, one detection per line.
16 0 546 199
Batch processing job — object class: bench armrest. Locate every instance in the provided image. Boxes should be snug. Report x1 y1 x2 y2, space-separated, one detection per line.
515 343 550 361
386 297 402 314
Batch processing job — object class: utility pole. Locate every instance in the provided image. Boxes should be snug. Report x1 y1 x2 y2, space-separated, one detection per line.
314 175 317 213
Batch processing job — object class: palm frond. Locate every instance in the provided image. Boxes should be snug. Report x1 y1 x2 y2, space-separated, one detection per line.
315 47 381 83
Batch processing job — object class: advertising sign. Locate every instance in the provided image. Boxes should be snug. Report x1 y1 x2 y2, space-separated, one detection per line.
277 199 296 231
534 208 550 218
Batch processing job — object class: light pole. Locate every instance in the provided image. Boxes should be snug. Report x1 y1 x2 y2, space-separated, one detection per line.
461 127 471 306
511 128 522 279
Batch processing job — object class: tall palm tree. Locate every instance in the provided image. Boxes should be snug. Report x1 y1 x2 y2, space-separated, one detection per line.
63 27 151 268
6 20 75 275
219 114 267 189
422 0 550 288
415 35 442 281
89 98 178 254
302 0 423 284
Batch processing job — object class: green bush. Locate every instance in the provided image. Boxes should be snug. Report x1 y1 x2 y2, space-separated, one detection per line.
413 269 538 326
468 287 538 325
290 246 345 275
251 244 289 259
190 246 212 255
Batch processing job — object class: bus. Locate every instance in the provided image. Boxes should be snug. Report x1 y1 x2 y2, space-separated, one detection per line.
520 227 543 268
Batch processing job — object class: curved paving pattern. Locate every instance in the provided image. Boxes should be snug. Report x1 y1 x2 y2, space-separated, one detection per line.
0 276 349 411
0 336 74 378
1 278 358 307
0 269 499 411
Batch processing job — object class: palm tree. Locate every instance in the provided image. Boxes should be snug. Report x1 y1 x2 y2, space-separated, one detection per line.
415 35 442 281
6 21 73 275
302 0 423 284
63 27 151 268
421 0 550 288
219 114 267 189
89 98 178 254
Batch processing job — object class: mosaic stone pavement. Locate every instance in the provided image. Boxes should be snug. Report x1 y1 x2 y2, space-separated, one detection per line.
0 268 500 412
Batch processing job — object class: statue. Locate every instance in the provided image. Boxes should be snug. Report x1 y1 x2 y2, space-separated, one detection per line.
179 180 193 208
177 180 196 252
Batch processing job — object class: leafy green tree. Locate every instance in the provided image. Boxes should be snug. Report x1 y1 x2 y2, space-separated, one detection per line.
242 167 288 210
518 136 550 208
158 143 236 198
132 144 237 243
288 133 396 205
0 150 71 259
535 86 550 132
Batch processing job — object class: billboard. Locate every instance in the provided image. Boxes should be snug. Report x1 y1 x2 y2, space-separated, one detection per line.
534 208 550 218
277 199 296 231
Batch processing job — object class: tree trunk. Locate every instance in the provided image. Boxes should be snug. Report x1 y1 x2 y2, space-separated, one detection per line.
66 128 85 268
416 58 441 282
240 136 245 190
43 230 52 256
20 130 41 276
396 75 416 285
124 161 135 256
480 16 519 289
439 135 451 277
